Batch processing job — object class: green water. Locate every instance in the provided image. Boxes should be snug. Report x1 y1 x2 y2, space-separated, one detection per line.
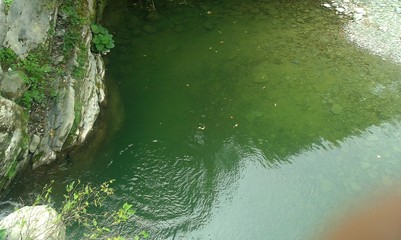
6 0 401 239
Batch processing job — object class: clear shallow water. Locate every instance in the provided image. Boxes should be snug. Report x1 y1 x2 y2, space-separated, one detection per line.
5 0 401 239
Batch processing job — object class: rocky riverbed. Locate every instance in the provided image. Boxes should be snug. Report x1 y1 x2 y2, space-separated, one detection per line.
323 0 401 65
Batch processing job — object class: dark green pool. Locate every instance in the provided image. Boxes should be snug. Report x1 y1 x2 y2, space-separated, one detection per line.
6 0 401 239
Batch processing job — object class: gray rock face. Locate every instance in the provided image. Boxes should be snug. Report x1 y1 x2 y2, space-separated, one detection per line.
0 205 66 240
0 71 29 100
0 96 29 191
28 134 40 153
0 1 6 46
0 0 106 176
34 9 105 168
34 78 75 168
77 30 105 143
2 0 56 57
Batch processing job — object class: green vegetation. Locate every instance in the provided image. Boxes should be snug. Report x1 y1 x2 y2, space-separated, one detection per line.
91 24 115 54
0 47 51 109
33 180 149 240
60 0 89 59
65 100 82 145
5 161 17 179
73 43 88 79
0 228 6 240
0 47 18 66
3 0 13 10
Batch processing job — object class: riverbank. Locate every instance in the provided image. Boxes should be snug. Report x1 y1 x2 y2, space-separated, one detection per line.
0 0 107 196
323 0 401 65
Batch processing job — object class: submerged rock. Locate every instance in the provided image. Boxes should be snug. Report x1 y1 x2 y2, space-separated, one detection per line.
0 205 66 240
203 21 215 31
143 24 157 34
245 110 264 122
146 11 161 22
330 103 343 115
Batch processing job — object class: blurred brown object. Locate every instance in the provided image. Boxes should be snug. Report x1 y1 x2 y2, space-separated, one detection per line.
322 193 401 240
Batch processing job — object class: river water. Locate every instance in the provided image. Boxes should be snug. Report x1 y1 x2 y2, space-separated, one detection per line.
5 0 401 239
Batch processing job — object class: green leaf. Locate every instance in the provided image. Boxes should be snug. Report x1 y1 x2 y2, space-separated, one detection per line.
93 35 101 44
100 35 111 44
66 181 75 192
106 42 115 49
0 228 7 240
91 24 100 34
99 26 108 34
95 43 105 52
140 231 150 238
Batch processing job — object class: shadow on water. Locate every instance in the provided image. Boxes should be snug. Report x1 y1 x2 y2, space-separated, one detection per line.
5 0 401 239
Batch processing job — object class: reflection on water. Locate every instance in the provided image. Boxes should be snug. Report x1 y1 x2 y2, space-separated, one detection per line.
5 0 401 239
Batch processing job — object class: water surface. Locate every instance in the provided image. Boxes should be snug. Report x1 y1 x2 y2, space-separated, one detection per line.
6 0 401 239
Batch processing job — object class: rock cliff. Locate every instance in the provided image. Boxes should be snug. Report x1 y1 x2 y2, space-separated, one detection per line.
0 0 106 194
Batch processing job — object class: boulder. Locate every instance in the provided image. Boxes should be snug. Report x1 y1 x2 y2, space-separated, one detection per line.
0 96 29 191
0 71 29 100
3 0 56 57
0 205 66 240
28 134 40 153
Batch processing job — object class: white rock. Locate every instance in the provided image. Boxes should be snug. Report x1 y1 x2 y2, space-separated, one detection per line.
353 13 364 21
323 3 331 8
336 7 346 13
0 205 66 240
354 7 366 15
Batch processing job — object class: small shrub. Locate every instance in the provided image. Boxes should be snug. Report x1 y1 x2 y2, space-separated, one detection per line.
0 48 18 67
0 48 49 109
33 180 149 240
91 24 115 54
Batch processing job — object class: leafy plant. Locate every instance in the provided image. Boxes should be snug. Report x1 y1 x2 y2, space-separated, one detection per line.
0 47 49 109
91 24 115 54
0 48 18 67
33 180 149 240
